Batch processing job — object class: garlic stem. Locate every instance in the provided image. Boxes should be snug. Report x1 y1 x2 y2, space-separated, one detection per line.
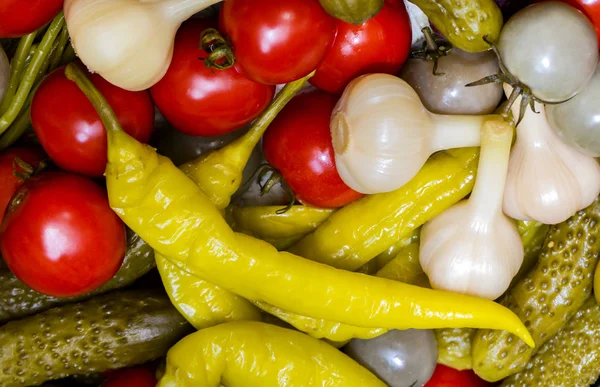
159 0 222 22
468 119 513 221
429 114 490 152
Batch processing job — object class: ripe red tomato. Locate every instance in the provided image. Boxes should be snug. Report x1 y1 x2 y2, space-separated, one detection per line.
0 146 46 220
151 19 275 137
31 64 154 177
424 365 492 387
0 0 64 38
0 172 126 297
311 1 412 94
219 0 336 85
101 367 157 387
540 0 600 49
263 90 364 208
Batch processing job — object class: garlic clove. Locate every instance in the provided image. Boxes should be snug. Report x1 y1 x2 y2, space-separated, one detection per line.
420 119 523 300
330 74 488 195
502 85 600 225
420 202 523 299
331 74 432 194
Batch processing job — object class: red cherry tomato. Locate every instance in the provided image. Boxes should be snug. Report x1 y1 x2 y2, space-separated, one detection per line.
0 0 64 38
31 64 154 177
539 0 600 49
311 1 412 94
0 146 46 220
263 90 364 208
101 367 157 387
0 172 126 297
424 364 492 387
151 19 275 137
220 0 336 85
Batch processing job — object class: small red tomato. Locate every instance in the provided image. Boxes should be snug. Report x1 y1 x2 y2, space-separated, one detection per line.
151 19 275 137
31 64 154 177
220 0 336 85
0 172 126 297
0 146 46 220
424 364 492 387
0 0 63 38
310 1 412 95
263 90 364 208
101 367 157 387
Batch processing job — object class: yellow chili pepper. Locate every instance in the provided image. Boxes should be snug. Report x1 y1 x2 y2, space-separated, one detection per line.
156 254 262 330
157 321 386 387
179 74 314 210
226 205 335 251
288 147 480 271
66 62 534 347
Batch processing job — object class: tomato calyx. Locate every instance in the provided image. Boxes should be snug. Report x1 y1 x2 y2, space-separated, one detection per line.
466 36 572 125
412 27 452 76
200 28 236 70
12 156 47 181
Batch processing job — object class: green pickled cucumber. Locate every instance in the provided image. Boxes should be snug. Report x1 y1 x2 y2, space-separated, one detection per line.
501 297 600 387
0 229 154 323
408 0 503 52
0 289 191 387
318 0 384 24
472 199 600 382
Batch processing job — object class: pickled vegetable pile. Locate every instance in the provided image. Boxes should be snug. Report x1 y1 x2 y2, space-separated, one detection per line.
1 0 600 386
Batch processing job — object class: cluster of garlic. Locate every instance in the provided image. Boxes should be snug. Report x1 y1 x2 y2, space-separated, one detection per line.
332 74 600 299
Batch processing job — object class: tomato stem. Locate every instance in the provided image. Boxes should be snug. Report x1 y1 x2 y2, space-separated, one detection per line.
256 165 296 214
200 28 236 70
0 12 65 134
65 62 123 141
465 36 571 126
412 27 452 76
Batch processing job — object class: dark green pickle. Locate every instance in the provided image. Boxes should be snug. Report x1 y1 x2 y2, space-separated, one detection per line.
472 198 600 382
0 290 191 387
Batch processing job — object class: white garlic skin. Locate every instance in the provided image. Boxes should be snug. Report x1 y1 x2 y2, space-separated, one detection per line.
64 0 220 91
330 74 485 194
502 95 600 225
420 201 524 300
331 74 432 194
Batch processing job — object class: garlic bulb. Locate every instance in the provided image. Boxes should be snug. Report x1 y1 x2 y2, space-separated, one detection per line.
64 0 222 91
330 73 495 194
502 85 600 225
420 118 523 300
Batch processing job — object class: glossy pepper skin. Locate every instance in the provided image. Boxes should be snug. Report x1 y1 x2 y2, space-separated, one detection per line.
289 148 480 271
158 321 386 387
67 63 534 348
156 254 262 330
226 205 335 250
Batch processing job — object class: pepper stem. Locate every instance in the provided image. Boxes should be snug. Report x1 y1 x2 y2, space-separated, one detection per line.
257 165 296 214
65 62 123 140
221 71 316 169
411 27 452 76
200 28 235 70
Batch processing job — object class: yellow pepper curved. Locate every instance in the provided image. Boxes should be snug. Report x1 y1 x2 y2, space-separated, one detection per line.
66 62 534 347
157 321 386 387
156 254 262 330
179 73 314 210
